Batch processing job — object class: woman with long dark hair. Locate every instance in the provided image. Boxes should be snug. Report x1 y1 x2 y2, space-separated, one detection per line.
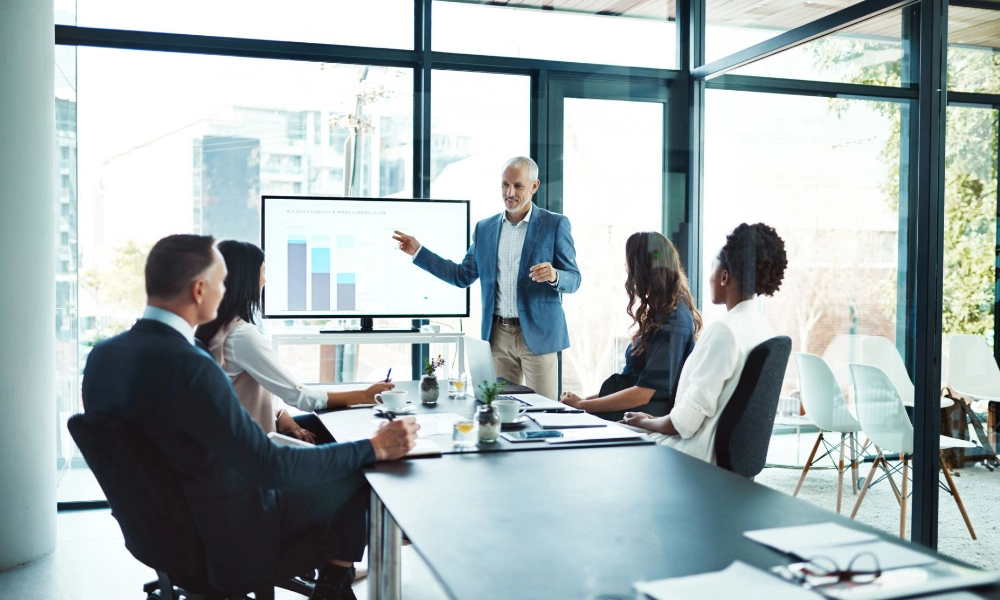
624 222 788 464
560 232 701 421
196 240 393 443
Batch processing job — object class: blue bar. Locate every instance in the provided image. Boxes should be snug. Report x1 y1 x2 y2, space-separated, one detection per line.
336 272 356 285
311 248 330 274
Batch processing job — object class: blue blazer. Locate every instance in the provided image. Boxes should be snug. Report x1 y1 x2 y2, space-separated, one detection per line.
82 319 375 591
413 204 581 355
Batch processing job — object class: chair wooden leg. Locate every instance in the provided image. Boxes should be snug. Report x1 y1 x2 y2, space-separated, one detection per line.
836 433 846 514
849 433 859 496
794 432 824 497
851 454 882 519
899 455 908 539
941 456 977 540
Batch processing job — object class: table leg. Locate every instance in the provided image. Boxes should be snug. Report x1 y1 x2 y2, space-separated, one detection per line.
457 336 465 375
381 506 402 600
368 491 402 600
368 493 384 600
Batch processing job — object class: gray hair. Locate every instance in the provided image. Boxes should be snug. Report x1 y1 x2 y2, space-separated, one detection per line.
503 156 539 182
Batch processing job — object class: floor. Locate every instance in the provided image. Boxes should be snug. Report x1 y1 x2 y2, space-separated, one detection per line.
0 509 451 600
4 433 996 598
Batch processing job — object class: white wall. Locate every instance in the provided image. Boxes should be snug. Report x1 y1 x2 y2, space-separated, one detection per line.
0 0 57 571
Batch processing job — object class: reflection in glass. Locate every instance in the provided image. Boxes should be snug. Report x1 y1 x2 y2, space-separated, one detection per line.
560 98 664 395
948 7 1000 94
76 0 414 49
433 0 676 69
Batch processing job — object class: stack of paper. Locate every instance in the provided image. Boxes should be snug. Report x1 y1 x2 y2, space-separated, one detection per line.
744 523 935 571
528 412 609 429
546 423 646 444
634 561 822 600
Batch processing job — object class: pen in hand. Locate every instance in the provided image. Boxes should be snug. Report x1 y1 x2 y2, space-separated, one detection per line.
385 368 392 383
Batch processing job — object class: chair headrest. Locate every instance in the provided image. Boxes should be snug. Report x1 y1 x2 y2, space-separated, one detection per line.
68 412 205 577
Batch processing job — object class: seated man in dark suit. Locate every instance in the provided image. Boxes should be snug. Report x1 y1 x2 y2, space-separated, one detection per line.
82 234 419 600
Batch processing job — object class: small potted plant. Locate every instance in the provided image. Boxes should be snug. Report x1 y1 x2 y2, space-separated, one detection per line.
477 380 505 443
419 354 445 404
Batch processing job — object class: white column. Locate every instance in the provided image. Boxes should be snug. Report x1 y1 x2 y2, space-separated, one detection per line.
0 0 57 571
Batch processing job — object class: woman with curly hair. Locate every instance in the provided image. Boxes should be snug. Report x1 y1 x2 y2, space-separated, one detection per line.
624 223 787 464
560 232 700 422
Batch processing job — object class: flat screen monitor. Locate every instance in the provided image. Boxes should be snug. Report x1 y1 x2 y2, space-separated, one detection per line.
261 196 470 319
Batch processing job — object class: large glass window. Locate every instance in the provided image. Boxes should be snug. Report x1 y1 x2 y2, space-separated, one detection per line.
948 6 1000 94
77 48 413 387
560 97 664 396
73 0 414 49
703 88 902 422
724 9 904 86
432 1 677 69
706 0 866 63
429 70 531 360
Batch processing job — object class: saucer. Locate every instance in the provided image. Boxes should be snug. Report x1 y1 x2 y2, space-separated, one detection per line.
500 415 528 430
374 404 415 416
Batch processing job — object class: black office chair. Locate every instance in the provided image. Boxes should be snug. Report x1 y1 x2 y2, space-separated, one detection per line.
714 336 792 479
68 412 333 600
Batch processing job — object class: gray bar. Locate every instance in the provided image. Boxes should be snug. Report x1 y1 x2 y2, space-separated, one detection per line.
368 493 384 600
311 273 330 311
287 242 306 311
337 283 356 311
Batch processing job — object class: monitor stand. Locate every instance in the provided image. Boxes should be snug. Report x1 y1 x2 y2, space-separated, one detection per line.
319 317 419 334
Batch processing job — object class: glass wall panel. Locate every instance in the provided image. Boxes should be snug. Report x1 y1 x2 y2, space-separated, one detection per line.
432 1 677 69
429 70 531 371
77 48 413 387
948 6 1000 95
725 9 903 86
560 97 664 396
704 89 901 465
75 0 414 49
706 0 864 64
938 106 998 552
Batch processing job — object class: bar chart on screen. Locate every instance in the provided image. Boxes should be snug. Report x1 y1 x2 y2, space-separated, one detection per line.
263 196 469 318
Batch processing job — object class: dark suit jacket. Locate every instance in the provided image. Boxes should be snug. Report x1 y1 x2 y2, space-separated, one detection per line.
82 319 375 590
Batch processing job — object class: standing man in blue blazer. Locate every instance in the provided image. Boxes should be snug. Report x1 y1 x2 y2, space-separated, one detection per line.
393 156 581 400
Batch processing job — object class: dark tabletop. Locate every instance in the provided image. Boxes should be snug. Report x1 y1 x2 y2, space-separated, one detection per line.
364 444 1000 600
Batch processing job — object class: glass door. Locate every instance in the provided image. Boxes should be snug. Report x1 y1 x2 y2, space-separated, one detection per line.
545 77 671 398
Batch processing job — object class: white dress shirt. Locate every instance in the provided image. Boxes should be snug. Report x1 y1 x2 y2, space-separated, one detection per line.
142 305 195 345
494 203 532 318
218 320 329 411
652 298 776 464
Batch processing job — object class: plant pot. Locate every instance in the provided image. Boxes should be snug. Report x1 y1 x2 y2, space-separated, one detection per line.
477 403 500 443
419 374 440 405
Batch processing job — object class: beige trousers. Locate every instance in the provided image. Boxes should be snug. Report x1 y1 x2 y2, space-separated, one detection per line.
489 322 559 400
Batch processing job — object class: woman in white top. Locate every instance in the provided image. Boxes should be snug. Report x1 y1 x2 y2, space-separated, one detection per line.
195 240 394 444
623 223 788 464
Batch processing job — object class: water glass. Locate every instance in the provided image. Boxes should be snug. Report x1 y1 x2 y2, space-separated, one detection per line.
448 374 468 398
452 419 477 449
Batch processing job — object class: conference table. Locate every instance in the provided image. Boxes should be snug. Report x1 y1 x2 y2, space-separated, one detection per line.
314 383 1000 600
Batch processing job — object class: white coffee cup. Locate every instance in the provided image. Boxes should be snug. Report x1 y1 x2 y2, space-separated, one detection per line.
494 399 527 423
375 390 409 411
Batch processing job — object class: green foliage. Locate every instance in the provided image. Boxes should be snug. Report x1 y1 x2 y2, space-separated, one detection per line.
82 240 150 313
812 40 998 338
422 354 445 376
477 379 505 405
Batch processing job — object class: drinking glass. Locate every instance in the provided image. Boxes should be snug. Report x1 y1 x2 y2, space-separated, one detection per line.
452 419 477 449
448 373 468 398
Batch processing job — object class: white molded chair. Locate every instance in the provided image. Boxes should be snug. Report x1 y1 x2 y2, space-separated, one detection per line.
821 334 866 402
860 336 954 410
849 363 977 540
793 353 869 513
948 334 1000 457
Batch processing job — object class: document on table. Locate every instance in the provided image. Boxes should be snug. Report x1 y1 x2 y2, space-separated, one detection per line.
546 423 647 444
744 523 935 571
529 412 609 429
634 561 822 600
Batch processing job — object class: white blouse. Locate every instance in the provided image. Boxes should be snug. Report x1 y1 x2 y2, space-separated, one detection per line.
652 298 776 464
218 320 329 412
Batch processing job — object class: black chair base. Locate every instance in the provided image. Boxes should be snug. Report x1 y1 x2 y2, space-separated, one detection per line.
143 571 314 600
